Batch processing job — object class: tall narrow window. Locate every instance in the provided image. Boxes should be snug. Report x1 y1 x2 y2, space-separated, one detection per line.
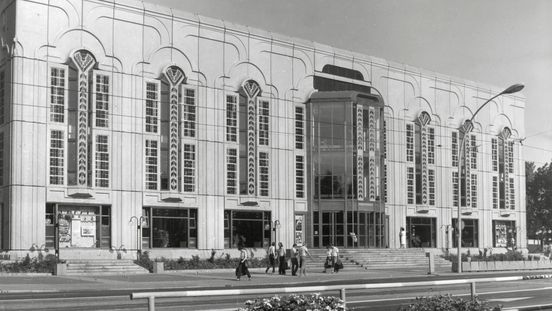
50 130 64 185
94 73 109 128
471 174 477 208
50 67 66 123
95 135 109 187
0 133 3 185
226 95 237 142
295 106 305 149
0 71 4 124
183 144 196 192
452 171 459 207
508 142 514 174
145 82 159 133
492 176 498 209
406 124 414 162
383 164 387 203
258 100 269 146
452 131 458 167
407 167 414 204
145 140 158 190
226 148 237 195
428 127 435 164
259 152 269 197
509 177 515 210
296 155 305 198
470 135 477 169
428 169 435 206
183 88 196 138
491 138 498 171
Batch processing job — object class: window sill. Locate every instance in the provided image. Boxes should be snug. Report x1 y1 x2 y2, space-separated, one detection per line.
160 193 184 202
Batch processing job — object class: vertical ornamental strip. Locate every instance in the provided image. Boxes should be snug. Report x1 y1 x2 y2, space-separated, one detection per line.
367 107 377 201
243 80 261 196
71 50 96 186
356 104 364 200
500 128 511 209
163 66 186 192
418 112 431 206
459 120 474 208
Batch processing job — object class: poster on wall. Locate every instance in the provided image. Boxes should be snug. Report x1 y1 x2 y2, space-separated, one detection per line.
58 215 71 248
295 215 304 245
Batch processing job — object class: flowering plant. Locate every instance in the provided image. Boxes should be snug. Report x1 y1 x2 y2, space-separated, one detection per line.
238 293 347 311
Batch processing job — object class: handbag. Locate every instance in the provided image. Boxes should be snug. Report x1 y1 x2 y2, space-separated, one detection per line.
336 258 344 270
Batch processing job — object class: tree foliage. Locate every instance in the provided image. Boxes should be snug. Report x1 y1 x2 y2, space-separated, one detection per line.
526 161 552 237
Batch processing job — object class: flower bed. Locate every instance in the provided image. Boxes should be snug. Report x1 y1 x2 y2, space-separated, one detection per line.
399 294 502 311
0 253 59 273
238 294 347 311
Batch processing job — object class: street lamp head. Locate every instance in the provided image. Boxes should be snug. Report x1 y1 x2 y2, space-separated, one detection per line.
501 83 524 95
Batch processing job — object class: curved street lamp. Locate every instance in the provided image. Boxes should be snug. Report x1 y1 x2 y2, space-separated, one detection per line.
456 83 524 273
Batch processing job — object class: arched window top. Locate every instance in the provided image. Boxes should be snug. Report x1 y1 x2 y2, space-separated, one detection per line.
322 64 364 81
499 127 512 140
163 65 186 86
71 49 96 72
241 79 261 98
417 111 431 126
459 119 474 134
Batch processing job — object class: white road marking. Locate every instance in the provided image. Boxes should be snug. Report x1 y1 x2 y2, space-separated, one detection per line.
487 297 531 302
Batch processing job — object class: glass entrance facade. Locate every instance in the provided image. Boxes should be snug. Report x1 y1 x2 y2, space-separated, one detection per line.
308 89 385 248
224 210 271 248
406 217 436 248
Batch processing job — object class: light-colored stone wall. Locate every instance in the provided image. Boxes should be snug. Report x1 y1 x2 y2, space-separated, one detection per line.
2 0 526 257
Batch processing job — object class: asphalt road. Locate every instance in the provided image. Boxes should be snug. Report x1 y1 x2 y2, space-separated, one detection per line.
2 275 552 310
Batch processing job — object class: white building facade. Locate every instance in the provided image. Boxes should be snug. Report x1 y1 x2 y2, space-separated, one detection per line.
0 0 526 259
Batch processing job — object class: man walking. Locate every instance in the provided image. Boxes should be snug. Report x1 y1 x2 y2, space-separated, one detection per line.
290 243 299 276
265 242 276 274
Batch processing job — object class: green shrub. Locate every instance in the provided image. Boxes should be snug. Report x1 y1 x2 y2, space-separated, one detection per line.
134 251 268 271
444 250 525 263
134 251 154 272
238 294 347 311
398 294 502 311
0 253 59 273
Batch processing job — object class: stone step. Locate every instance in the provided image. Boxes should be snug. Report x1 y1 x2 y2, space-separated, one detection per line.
64 259 149 275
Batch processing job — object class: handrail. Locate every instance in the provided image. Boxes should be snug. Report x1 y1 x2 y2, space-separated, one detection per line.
131 274 552 311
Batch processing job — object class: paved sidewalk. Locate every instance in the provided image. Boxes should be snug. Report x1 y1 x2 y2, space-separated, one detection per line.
1 267 552 295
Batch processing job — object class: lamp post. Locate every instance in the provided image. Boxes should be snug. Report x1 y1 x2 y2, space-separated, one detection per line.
456 83 524 273
273 220 281 246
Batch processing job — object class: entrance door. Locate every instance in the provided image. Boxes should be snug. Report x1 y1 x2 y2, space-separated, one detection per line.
406 217 437 248
321 212 345 247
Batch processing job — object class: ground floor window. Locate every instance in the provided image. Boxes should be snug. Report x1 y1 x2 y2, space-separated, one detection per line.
224 210 271 248
312 211 386 248
452 218 479 248
141 207 197 248
493 220 516 248
406 217 436 248
45 204 111 249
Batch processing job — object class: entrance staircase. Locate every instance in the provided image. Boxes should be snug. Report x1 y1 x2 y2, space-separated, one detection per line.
64 259 149 275
340 248 451 272
305 248 451 273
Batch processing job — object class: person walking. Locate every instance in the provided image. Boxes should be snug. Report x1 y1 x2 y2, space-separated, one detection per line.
331 244 340 273
277 242 287 275
298 243 313 277
265 242 276 274
399 227 407 248
290 243 299 276
236 244 251 281
323 244 332 273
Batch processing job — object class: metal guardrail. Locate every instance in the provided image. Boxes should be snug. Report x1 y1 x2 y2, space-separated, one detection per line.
131 274 552 311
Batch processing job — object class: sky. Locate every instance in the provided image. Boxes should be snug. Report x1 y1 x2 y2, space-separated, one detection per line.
150 0 552 167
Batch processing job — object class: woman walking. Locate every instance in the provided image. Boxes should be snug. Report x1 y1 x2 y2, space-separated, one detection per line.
236 244 251 281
